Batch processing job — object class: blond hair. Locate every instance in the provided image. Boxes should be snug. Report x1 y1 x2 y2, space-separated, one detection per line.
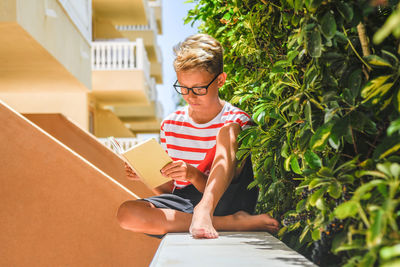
173 34 223 75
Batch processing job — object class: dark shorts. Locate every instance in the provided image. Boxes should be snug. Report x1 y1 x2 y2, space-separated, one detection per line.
142 157 258 216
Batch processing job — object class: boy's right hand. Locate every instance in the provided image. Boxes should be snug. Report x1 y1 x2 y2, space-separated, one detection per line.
124 162 140 181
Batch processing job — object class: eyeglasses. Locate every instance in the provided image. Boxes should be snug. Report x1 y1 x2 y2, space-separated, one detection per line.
173 73 221 96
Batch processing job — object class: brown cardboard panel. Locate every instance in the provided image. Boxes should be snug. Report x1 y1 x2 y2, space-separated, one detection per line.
0 102 160 267
23 113 154 199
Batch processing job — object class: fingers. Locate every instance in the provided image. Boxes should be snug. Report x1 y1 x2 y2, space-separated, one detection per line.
164 170 187 181
161 161 184 172
161 161 188 179
124 162 139 180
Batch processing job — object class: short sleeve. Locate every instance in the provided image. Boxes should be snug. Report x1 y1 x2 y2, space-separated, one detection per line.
223 108 253 130
159 121 167 151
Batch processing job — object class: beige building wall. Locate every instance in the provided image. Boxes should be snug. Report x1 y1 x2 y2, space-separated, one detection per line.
1 91 89 130
0 0 91 130
11 0 91 88
95 108 136 138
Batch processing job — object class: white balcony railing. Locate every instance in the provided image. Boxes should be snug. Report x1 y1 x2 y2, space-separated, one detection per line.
116 7 157 33
155 100 164 120
92 39 150 80
98 137 142 153
148 77 157 101
148 0 161 7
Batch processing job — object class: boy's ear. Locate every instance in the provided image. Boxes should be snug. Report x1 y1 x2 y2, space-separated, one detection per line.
218 72 227 87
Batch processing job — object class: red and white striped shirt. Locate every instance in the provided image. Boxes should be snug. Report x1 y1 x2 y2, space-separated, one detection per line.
160 102 252 188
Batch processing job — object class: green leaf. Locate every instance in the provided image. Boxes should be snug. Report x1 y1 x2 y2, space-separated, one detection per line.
361 75 391 99
290 155 302 174
367 209 384 247
294 0 303 12
334 200 358 219
306 28 322 58
284 154 293 172
381 259 400 267
387 118 400 136
316 198 326 211
336 2 353 22
304 150 322 169
305 0 322 12
380 143 400 159
373 10 400 44
363 82 393 103
222 12 232 21
310 123 333 151
236 149 249 161
281 142 290 158
378 162 396 178
347 69 362 99
318 166 334 177
305 101 313 130
320 11 337 39
299 224 310 243
380 244 400 260
390 163 400 179
338 174 354 183
328 182 342 199
354 180 384 200
373 135 400 159
332 231 347 253
309 178 323 189
365 55 393 68
296 199 307 212
335 239 365 253
360 250 377 267
309 186 327 206
312 228 321 241
397 89 400 113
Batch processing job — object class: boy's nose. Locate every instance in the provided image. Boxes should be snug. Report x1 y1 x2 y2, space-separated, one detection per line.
188 90 198 97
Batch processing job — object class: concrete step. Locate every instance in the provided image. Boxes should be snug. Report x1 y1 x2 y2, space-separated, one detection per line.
151 232 315 267
0 101 159 266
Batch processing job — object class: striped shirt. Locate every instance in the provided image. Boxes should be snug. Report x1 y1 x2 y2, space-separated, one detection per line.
160 102 252 188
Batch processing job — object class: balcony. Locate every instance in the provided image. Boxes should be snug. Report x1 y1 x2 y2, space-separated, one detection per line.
0 0 91 91
0 0 92 130
91 38 155 105
116 7 163 84
148 0 162 34
92 0 149 26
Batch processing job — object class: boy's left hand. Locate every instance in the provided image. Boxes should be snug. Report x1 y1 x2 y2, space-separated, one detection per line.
160 160 194 182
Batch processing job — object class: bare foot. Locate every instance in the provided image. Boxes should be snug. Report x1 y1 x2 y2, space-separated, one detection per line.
232 211 280 234
190 209 218 239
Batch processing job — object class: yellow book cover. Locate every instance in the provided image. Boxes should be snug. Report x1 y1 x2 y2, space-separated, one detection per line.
109 137 172 189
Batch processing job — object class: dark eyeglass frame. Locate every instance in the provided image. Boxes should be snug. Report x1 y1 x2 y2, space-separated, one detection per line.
173 73 221 96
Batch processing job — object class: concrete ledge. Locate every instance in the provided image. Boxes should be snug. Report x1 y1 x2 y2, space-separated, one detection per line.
151 232 315 267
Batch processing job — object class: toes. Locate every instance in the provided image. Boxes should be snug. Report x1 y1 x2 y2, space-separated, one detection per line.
191 228 219 239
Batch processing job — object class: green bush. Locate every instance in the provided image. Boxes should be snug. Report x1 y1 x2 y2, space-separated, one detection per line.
186 0 400 266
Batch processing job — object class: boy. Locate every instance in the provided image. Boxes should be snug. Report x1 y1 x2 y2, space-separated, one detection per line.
117 34 279 239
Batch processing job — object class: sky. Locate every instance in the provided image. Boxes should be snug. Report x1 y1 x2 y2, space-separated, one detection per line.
156 0 201 117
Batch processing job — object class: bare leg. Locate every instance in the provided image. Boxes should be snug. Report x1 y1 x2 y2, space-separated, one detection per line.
117 200 279 237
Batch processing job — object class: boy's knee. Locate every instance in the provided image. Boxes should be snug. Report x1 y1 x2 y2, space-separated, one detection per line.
117 200 138 230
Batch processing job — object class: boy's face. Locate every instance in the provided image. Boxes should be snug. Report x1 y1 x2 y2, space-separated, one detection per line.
176 69 225 111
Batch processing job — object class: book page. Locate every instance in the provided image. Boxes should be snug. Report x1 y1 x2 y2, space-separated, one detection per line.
108 136 124 155
122 138 172 188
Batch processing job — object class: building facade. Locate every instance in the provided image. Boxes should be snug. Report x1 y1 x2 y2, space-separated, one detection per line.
0 0 163 137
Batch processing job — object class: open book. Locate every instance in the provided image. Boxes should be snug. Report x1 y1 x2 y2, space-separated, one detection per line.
109 137 172 189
